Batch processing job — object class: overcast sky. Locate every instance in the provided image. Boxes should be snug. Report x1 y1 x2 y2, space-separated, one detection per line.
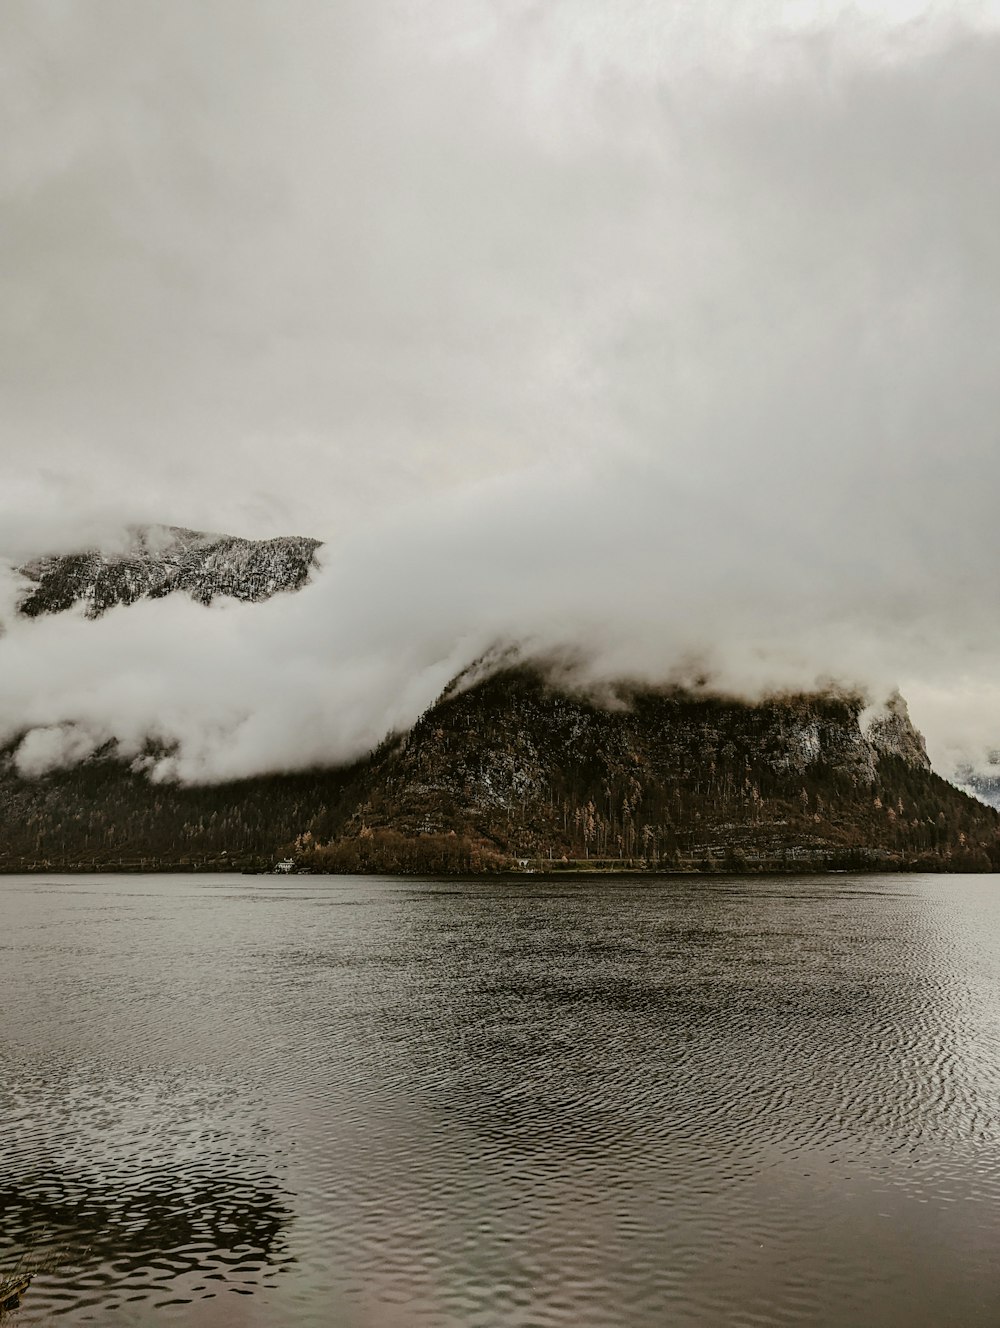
2 0 1000 781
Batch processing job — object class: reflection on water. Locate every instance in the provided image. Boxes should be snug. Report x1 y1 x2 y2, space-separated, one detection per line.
0 1167 289 1313
1 872 999 1326
0 1055 293 1319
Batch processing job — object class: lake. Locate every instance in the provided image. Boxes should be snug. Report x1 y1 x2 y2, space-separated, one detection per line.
1 872 998 1326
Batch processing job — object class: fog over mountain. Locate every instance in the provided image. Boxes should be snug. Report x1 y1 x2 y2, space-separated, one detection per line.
2 2 1000 784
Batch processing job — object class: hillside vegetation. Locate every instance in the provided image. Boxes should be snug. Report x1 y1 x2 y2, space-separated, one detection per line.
2 667 997 874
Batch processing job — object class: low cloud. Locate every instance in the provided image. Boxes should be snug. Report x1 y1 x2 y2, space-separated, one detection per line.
2 446 1000 783
2 7 1000 781
14 723 103 778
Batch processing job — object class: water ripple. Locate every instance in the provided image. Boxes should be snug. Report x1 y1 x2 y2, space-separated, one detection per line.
1 872 999 1325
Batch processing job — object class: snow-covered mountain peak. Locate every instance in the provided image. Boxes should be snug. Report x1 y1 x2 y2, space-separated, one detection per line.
17 524 322 618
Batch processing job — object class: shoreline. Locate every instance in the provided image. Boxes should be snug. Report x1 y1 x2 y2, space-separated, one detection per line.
1 859 993 878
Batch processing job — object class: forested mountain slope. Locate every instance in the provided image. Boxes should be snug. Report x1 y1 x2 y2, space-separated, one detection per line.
0 755 361 872
299 668 998 873
3 666 996 874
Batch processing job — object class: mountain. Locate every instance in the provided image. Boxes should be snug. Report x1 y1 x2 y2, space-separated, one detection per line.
16 524 321 618
294 665 997 874
953 758 1000 811
4 524 997 874
2 662 997 875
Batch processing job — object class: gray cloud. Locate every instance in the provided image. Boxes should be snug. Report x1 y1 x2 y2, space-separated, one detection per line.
2 3 1000 780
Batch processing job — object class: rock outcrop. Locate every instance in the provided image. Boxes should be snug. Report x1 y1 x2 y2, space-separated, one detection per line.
17 525 320 618
864 691 931 771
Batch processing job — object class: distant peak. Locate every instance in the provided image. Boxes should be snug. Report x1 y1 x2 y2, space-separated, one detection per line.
17 525 323 619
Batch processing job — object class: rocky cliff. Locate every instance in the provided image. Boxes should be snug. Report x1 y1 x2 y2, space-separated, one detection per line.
16 525 321 618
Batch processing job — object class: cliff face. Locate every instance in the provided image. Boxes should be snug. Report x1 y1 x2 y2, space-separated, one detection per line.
17 525 321 618
864 691 931 771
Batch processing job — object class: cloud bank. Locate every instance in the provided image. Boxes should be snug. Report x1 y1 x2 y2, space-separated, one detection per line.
2 3 1000 781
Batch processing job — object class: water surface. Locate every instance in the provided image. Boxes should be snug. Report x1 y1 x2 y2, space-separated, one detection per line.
1 872 999 1326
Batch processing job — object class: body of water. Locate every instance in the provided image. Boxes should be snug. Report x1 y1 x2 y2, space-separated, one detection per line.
1 872 998 1326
